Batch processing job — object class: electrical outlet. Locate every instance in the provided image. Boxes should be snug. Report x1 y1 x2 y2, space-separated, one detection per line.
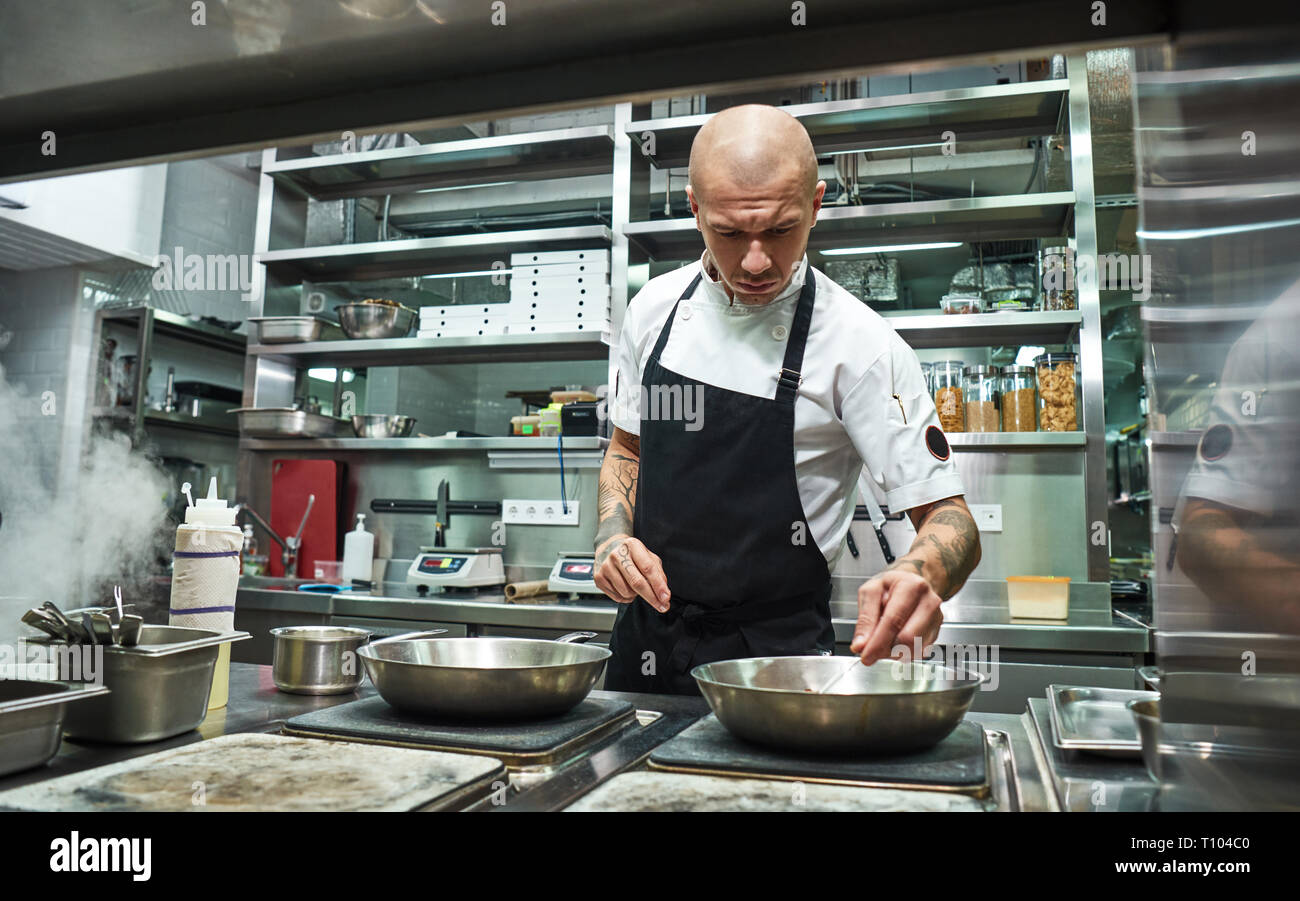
968 504 1002 532
502 499 580 526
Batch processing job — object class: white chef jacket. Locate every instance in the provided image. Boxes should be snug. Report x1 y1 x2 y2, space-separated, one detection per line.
611 251 966 566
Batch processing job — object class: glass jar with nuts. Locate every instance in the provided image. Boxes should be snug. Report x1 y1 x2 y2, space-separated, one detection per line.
1034 352 1080 431
932 360 967 433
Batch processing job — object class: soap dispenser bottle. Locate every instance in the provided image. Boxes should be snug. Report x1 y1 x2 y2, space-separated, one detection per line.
342 513 375 585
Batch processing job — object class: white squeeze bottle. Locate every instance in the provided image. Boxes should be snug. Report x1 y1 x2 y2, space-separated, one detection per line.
168 477 242 710
342 514 375 584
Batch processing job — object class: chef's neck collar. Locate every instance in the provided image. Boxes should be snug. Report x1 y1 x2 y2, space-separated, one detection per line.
699 251 808 307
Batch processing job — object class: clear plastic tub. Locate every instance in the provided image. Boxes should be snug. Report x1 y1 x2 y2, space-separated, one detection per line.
940 294 985 315
1007 576 1071 619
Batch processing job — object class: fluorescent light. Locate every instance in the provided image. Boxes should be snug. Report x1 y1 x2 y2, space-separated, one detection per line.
307 368 355 383
821 242 962 256
824 142 947 156
414 181 515 194
1136 216 1300 240
419 269 513 280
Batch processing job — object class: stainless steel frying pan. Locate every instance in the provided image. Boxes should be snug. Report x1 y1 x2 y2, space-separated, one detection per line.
692 656 987 754
357 631 610 719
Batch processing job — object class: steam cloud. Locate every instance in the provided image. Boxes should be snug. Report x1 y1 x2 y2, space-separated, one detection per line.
0 364 171 635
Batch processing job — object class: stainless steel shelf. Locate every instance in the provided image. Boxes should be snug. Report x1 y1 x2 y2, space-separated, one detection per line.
627 80 1069 169
259 224 612 283
948 432 1086 448
144 409 240 437
246 330 610 367
239 436 609 452
266 125 615 201
99 306 247 354
885 310 1082 348
625 192 1074 261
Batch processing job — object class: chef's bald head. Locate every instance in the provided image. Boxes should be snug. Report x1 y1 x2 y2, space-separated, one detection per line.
688 104 819 203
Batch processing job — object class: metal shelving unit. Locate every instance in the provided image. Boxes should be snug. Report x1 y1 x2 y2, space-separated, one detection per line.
246 331 609 368
239 436 608 452
616 60 1109 581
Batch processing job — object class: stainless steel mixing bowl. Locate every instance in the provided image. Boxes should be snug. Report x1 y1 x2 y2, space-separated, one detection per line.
692 656 987 754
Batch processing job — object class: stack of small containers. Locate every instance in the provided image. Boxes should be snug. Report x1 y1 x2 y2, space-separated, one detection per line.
506 249 610 334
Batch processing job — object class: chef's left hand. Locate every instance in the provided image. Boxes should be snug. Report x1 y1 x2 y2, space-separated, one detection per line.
851 570 943 666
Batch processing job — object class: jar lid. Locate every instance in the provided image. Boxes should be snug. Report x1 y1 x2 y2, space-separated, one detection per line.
963 364 997 376
935 360 968 371
1034 352 1079 365
1000 365 1035 375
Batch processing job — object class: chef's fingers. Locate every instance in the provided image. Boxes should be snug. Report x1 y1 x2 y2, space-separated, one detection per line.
594 551 637 604
614 540 669 613
892 590 943 663
625 540 671 610
851 578 885 658
861 573 927 665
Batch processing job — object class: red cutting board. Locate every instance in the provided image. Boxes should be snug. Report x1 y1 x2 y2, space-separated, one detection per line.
270 459 341 578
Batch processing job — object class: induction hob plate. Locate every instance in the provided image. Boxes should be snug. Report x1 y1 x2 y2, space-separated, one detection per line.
648 715 989 794
284 696 636 767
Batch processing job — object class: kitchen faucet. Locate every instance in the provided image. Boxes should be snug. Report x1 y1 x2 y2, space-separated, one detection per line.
235 495 315 577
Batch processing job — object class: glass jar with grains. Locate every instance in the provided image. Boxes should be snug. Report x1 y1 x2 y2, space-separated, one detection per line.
932 361 966 432
1035 352 1080 431
963 365 1000 432
999 365 1037 432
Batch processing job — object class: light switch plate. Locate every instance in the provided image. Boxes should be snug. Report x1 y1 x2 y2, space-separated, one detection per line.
502 499 580 526
968 504 1002 532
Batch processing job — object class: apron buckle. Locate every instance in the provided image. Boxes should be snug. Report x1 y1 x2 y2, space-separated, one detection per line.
777 367 803 389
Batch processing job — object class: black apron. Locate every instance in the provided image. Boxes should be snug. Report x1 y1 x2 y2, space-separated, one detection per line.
604 270 834 695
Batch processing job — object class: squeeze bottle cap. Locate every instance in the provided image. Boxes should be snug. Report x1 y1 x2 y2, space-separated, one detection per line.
354 514 367 531
184 476 237 527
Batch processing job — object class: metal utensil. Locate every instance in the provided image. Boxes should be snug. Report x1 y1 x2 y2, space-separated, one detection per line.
89 613 115 646
117 615 144 648
815 656 863 694
20 609 66 641
113 585 125 625
357 630 609 719
81 613 99 647
40 601 75 634
691 656 987 754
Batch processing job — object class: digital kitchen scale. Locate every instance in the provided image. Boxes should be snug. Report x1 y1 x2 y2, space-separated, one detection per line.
547 552 603 597
406 547 505 589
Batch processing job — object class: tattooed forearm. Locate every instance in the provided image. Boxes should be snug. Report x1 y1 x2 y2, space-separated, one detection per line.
890 499 981 599
595 442 640 563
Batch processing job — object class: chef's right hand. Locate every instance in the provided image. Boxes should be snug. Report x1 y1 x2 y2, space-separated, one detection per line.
594 534 671 613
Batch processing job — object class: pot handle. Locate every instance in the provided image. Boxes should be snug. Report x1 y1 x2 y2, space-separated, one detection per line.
367 628 449 646
555 631 597 644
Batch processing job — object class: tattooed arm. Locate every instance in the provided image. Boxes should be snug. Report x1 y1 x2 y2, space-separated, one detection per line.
892 496 982 601
593 428 671 612
851 495 981 665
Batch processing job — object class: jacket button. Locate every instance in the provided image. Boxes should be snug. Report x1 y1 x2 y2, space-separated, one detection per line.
680 304 692 320
772 324 788 340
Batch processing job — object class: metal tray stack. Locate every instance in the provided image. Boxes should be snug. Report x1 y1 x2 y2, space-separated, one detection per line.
1046 685 1158 759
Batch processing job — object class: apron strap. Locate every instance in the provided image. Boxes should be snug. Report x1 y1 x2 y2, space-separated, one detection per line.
648 272 703 361
775 270 817 405
667 587 828 675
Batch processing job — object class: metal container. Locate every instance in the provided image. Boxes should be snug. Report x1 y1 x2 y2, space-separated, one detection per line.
247 316 328 344
1047 684 1156 757
351 414 416 438
59 626 250 744
0 681 110 777
691 656 987 754
338 302 416 339
358 631 609 719
229 407 350 438
271 626 371 695
1127 697 1162 781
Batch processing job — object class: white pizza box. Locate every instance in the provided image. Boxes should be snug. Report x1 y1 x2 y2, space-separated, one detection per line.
509 249 610 267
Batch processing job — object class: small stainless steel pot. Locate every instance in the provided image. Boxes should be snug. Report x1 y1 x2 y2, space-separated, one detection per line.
271 626 373 695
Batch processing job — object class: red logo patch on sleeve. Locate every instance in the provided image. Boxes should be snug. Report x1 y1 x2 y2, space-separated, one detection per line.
926 425 951 461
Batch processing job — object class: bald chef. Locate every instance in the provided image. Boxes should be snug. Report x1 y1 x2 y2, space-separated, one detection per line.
594 104 981 695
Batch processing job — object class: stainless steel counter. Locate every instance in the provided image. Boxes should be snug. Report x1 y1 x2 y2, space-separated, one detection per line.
236 575 1149 654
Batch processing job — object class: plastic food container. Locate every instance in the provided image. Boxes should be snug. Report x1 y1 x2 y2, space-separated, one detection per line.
1034 352 1080 431
511 414 541 436
1000 365 1037 432
932 361 966 432
940 294 985 315
313 560 344 583
963 365 1000 432
1007 576 1071 619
